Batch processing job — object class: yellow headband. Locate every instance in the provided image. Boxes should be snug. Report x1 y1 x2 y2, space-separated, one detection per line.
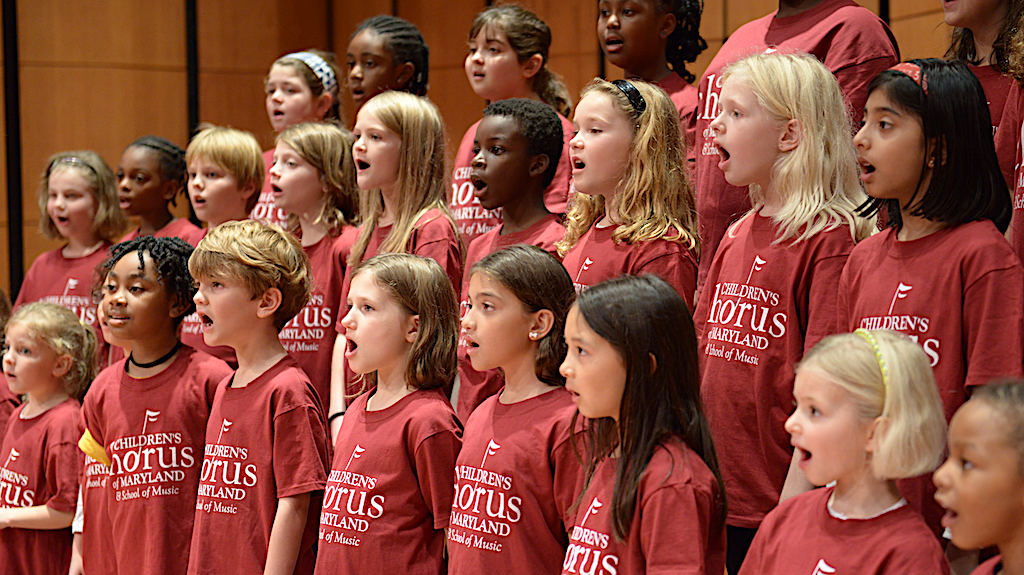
855 328 889 394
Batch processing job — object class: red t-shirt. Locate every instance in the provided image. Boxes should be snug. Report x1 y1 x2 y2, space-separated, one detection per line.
450 115 573 244
996 80 1024 260
560 224 698 310
739 487 948 575
283 228 359 407
456 214 565 421
971 65 1015 189
119 217 206 247
15 244 112 368
972 556 1003 575
0 386 20 442
839 220 1024 535
694 212 854 528
314 387 461 575
448 388 579 575
251 149 288 227
188 356 329 575
653 72 699 155
690 0 898 292
80 453 116 575
561 437 725 575
81 347 231 575
0 399 81 575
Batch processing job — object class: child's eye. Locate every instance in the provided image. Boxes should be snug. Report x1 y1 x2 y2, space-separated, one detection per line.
490 146 504 155
472 145 481 155
364 60 375 68
129 285 144 293
206 172 218 178
599 8 610 17
810 406 821 417
362 304 374 312
623 8 635 16
878 121 891 130
589 128 602 134
961 458 974 471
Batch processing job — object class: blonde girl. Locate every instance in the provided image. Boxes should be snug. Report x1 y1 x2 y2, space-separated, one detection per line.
315 254 462 575
0 302 96 575
453 4 575 243
741 330 948 574
558 78 699 308
328 91 462 436
269 121 360 408
696 51 869 572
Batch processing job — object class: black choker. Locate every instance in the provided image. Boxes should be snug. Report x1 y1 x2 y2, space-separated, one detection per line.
128 341 183 369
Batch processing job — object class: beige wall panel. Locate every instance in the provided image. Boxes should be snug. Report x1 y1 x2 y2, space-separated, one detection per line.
892 12 950 60
726 0 775 36
548 53 600 108
702 0 726 42
890 0 943 20
692 39 724 83
18 0 185 67
430 66 487 159
398 0 484 69
198 71 276 150
197 0 281 71
275 0 330 53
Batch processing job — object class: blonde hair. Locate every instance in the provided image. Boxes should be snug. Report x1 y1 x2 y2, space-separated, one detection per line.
798 330 947 479
348 92 459 267
188 220 313 331
276 122 359 235
721 52 872 244
185 125 265 212
8 302 97 402
350 254 458 391
39 151 128 242
557 79 698 257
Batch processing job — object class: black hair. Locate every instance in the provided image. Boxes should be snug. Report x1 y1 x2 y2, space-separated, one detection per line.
571 274 725 540
126 136 187 206
857 59 1011 233
354 15 429 97
658 0 707 84
483 98 564 188
95 236 197 328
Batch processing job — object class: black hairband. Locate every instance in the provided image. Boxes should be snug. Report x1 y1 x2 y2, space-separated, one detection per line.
612 79 647 115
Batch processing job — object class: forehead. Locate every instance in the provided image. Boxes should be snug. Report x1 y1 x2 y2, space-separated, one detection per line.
120 146 161 170
268 64 308 84
720 74 755 101
348 29 389 55
109 250 160 280
951 400 1014 447
793 367 844 400
350 271 387 298
574 92 619 121
48 167 93 190
469 271 511 296
477 115 528 144
472 23 510 44
354 108 389 131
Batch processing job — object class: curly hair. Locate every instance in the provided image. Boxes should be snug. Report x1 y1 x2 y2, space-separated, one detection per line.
483 98 565 187
354 16 430 96
95 236 197 327
8 302 97 402
658 0 707 84
126 136 187 205
947 0 1024 79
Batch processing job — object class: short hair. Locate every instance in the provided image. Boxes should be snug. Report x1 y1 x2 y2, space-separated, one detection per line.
470 245 575 386
858 59 1010 233
8 302 97 402
722 52 871 244
353 16 429 97
270 49 342 120
39 150 128 242
276 122 359 235
185 125 264 212
483 98 564 188
95 236 197 328
558 79 698 256
970 381 1024 476
125 136 187 205
188 220 312 332
351 253 458 391
798 330 947 479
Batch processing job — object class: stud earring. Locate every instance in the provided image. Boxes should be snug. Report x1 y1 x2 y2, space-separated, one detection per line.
529 332 538 340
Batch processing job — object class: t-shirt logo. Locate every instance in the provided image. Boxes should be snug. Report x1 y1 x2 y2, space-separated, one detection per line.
481 439 501 467
581 497 603 527
344 445 365 470
811 559 837 575
573 258 595 294
63 278 79 295
857 281 939 366
0 447 33 507
746 255 766 283
888 282 912 315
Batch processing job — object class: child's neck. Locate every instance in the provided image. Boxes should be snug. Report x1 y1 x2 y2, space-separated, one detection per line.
232 334 288 388
1000 535 1024 575
208 213 248 229
63 234 105 258
595 193 622 228
500 193 551 236
22 387 70 418
969 8 1008 66
378 191 396 227
896 211 946 241
830 473 902 519
498 353 555 404
126 333 182 379
298 216 329 247
138 211 174 237
625 60 672 84
777 0 827 18
366 362 414 411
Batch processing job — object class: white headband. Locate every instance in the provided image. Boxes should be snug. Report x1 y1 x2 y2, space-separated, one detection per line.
283 51 337 95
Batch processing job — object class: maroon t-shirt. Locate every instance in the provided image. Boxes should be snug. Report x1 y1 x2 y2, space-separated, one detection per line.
15 244 113 368
971 65 1015 189
251 148 288 227
653 72 699 157
738 487 949 575
694 212 854 528
456 214 565 421
561 437 725 575
0 386 20 443
314 387 461 575
449 388 579 575
283 228 359 407
690 0 898 292
0 399 81 575
81 347 231 575
560 224 698 310
80 452 116 575
119 217 205 247
839 220 1024 535
451 115 573 244
996 80 1024 261
188 356 329 575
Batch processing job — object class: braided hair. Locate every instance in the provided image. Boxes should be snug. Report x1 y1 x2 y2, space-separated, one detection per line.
354 16 429 96
126 136 187 205
95 236 197 327
660 0 707 84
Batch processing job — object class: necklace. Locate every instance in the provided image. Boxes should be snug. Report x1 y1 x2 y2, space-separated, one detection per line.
128 341 182 369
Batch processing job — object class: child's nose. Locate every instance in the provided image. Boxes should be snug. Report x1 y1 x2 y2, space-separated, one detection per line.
853 125 868 148
710 113 724 135
605 12 620 29
783 412 799 435
933 458 953 490
558 358 572 379
471 151 485 169
349 64 362 81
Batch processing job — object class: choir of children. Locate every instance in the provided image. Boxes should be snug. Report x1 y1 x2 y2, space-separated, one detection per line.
8 4 1024 575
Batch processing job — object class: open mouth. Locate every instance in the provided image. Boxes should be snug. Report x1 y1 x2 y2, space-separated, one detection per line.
470 175 487 191
273 110 285 117
859 160 876 175
604 36 624 51
572 157 585 170
271 183 283 194
198 312 213 330
356 160 370 171
192 196 206 207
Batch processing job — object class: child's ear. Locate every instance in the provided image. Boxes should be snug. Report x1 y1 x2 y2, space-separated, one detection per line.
778 118 802 153
395 62 416 89
160 180 180 202
255 287 283 320
238 181 258 203
528 154 550 179
649 352 657 374
405 314 420 343
865 416 888 453
529 309 555 341
51 354 73 380
314 93 333 119
521 53 543 81
167 294 190 321
926 137 946 168
658 12 677 40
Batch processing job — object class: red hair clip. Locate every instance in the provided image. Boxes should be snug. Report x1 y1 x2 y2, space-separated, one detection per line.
890 62 927 95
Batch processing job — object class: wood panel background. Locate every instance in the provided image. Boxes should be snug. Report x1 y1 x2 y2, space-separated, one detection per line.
6 0 951 296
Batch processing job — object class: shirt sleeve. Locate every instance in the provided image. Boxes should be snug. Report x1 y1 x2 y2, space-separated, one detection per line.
411 216 465 293
412 427 462 530
636 250 698 312
272 403 330 498
551 426 585 533
963 264 1024 389
834 55 899 125
804 253 850 354
640 482 719 575
45 423 83 513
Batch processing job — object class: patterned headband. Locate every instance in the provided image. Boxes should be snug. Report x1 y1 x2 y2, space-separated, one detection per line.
283 51 338 95
612 79 647 115
48 156 98 177
890 62 927 96
854 329 889 395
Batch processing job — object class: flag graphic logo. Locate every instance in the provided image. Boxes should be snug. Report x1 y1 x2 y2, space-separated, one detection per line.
63 278 79 296
580 497 603 528
888 282 913 315
345 445 365 471
480 439 501 468
746 255 766 284
811 559 836 575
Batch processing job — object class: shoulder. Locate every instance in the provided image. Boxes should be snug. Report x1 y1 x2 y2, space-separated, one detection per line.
265 360 320 411
465 227 501 265
404 389 461 439
182 347 234 380
83 363 126 408
640 438 718 500
414 209 459 242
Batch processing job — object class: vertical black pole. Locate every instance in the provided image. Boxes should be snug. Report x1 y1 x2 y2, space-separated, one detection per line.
4 0 23 299
185 0 200 224
879 0 889 23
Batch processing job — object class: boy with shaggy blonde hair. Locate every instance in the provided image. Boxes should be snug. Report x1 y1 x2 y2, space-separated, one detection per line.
186 220 329 575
